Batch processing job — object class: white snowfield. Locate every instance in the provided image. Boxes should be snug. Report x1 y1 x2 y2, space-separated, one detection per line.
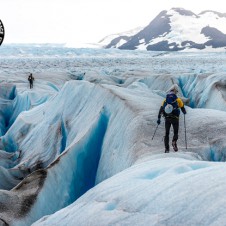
0 48 226 226
164 9 226 46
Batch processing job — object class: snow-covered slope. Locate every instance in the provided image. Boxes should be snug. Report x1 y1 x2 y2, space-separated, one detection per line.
102 8 226 51
98 27 144 48
0 48 226 225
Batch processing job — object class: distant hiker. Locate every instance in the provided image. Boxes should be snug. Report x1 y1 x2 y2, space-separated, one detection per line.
28 73 34 89
157 84 186 153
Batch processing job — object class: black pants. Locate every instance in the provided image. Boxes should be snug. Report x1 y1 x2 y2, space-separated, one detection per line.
164 117 179 150
29 82 33 89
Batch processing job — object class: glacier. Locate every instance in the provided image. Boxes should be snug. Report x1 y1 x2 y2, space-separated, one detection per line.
0 47 226 225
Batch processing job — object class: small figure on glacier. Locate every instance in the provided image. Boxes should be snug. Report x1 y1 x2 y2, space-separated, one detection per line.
28 73 34 89
157 84 186 153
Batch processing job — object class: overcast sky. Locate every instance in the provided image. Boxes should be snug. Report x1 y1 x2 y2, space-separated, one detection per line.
1 0 226 46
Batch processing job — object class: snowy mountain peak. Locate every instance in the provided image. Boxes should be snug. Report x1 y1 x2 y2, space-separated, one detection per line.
169 7 198 17
101 8 226 51
98 26 144 48
199 10 226 18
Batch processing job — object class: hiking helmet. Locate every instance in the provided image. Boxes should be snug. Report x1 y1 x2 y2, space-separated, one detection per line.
164 104 173 114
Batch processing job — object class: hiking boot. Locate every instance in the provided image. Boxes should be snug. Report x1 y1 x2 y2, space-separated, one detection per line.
172 141 178 152
165 149 169 153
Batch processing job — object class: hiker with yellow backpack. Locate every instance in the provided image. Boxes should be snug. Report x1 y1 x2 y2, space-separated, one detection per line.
157 84 186 153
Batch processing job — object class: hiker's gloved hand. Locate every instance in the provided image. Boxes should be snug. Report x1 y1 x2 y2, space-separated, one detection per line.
181 107 186 114
157 119 161 125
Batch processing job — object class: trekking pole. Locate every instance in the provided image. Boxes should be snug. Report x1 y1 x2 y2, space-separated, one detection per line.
184 114 187 149
152 124 159 140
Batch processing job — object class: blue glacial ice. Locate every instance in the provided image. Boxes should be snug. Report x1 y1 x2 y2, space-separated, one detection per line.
0 47 226 225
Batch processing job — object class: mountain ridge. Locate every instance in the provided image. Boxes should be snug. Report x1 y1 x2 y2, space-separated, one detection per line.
99 8 226 51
